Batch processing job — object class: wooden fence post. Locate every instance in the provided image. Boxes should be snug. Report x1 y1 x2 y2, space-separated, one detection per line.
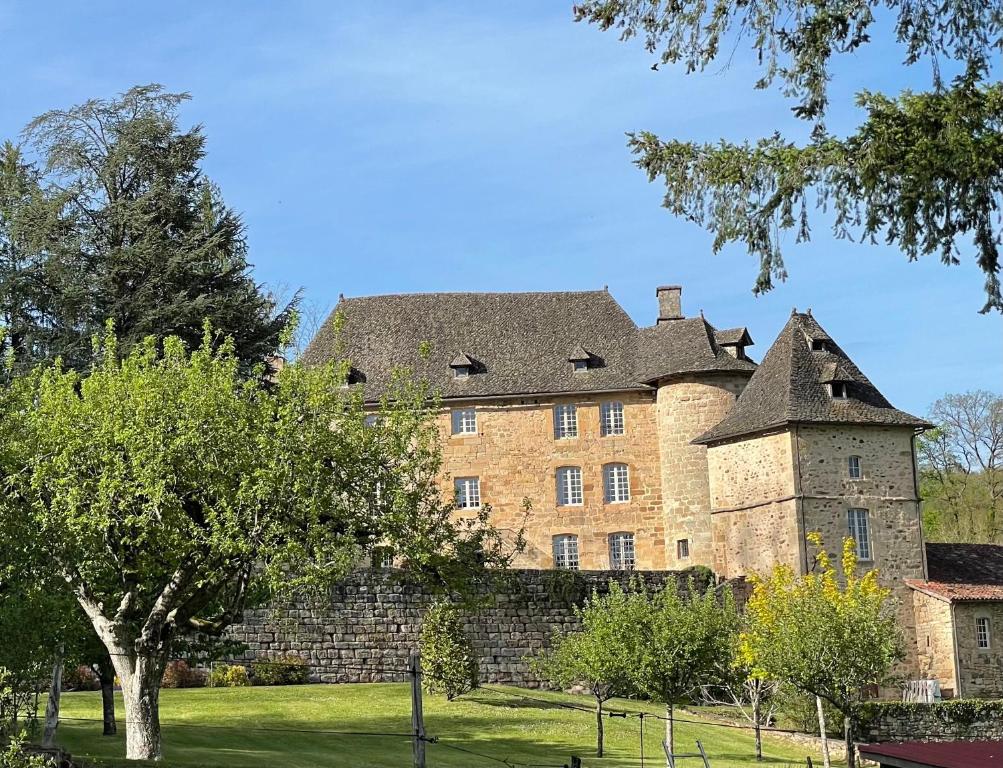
410 651 426 768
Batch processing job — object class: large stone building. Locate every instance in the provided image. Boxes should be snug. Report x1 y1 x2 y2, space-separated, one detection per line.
304 285 1003 697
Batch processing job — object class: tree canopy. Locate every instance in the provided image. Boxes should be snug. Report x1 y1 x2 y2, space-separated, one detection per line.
0 324 518 760
739 534 904 768
0 85 293 374
574 2 1003 311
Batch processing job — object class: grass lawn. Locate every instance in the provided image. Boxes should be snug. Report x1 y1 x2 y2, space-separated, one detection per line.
50 684 836 768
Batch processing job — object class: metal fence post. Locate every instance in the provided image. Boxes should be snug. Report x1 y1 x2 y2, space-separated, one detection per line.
409 651 426 768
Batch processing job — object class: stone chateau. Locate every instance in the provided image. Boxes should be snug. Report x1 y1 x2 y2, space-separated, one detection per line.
303 285 1003 699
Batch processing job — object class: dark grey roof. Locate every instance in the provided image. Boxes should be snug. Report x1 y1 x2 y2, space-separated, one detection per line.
926 543 1003 588
302 291 756 401
714 327 753 347
694 311 930 445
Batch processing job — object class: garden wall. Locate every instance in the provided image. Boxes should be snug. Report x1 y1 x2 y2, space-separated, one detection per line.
226 568 717 687
858 699 1003 743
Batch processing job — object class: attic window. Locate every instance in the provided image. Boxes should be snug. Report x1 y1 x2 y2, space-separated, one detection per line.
453 366 470 379
568 345 594 373
450 352 477 379
811 339 830 352
828 382 848 399
573 360 589 373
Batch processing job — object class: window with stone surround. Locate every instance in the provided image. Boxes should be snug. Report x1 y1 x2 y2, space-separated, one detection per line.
609 532 635 571
848 455 862 479
603 463 630 503
677 539 690 559
976 616 991 649
553 404 578 439
454 477 481 509
451 408 477 435
848 508 872 561
600 401 625 436
556 467 583 506
552 535 580 570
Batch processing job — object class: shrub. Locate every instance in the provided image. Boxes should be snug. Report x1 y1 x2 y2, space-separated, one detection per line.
63 664 100 691
161 660 206 689
0 738 49 768
251 654 310 686
208 664 250 688
420 602 478 700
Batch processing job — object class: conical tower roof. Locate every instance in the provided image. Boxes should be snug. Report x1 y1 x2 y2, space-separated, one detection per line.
694 311 929 445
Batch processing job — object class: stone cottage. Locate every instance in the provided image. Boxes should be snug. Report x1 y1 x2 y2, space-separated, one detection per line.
303 285 1003 698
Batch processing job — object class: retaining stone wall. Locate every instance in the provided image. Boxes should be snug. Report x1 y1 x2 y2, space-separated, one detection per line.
858 699 1003 742
226 568 709 687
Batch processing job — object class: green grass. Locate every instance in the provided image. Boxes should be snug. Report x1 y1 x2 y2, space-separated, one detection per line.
50 684 835 768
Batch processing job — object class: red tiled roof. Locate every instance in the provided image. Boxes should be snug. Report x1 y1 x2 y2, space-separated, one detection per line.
906 543 1003 603
858 740 1003 768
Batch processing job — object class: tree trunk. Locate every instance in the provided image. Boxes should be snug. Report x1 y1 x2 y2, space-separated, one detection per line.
665 702 674 765
753 696 762 761
816 696 830 768
111 650 167 760
595 698 604 757
844 715 856 768
96 658 117 737
42 645 64 748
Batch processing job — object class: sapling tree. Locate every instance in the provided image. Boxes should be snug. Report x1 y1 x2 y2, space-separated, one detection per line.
0 324 518 760
629 579 737 757
739 534 905 768
530 581 639 757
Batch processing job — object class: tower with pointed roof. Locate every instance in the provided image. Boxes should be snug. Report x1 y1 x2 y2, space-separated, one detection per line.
695 310 931 670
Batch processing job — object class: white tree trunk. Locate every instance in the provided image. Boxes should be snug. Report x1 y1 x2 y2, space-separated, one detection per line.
111 650 166 760
816 696 831 768
42 645 64 748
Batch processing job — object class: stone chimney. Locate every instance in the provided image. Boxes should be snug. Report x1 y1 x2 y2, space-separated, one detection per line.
656 285 683 324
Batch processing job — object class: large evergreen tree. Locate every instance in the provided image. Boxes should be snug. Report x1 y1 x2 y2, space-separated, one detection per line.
0 85 292 372
574 2 1003 312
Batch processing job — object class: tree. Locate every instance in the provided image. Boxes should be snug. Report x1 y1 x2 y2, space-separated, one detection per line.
420 601 479 700
574 2 1003 312
0 325 518 760
739 534 904 768
0 85 294 374
701 671 780 762
919 390 1003 543
629 579 737 758
530 581 639 757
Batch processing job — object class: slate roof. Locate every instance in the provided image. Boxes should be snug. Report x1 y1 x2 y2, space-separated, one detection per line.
302 290 756 401
906 543 1003 602
693 311 929 445
858 740 1003 768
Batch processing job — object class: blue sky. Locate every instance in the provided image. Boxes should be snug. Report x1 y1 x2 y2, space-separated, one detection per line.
1 1 999 415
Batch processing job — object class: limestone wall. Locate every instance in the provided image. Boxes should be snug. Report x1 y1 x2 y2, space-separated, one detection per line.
858 699 1003 742
655 376 748 570
911 589 959 697
954 602 1003 698
226 569 694 687
436 391 665 569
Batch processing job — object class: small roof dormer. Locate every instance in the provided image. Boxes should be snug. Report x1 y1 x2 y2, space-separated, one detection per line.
568 344 595 373
449 352 477 379
714 327 754 359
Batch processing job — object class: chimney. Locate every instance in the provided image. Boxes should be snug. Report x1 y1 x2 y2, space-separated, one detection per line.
656 285 683 323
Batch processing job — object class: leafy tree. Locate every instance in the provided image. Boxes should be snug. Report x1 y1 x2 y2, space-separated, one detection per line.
629 579 737 757
574 2 1003 311
420 602 479 700
530 581 638 757
0 325 518 761
919 390 1003 543
739 534 904 768
0 85 293 374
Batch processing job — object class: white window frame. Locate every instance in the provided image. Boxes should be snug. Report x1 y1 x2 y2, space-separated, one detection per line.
371 546 394 569
677 539 690 559
453 366 470 379
553 404 578 439
572 360 589 373
454 477 481 509
451 408 477 435
976 616 991 650
609 532 635 571
829 382 848 399
848 455 862 479
848 508 872 561
552 535 580 570
556 466 583 506
603 463 630 503
600 401 625 437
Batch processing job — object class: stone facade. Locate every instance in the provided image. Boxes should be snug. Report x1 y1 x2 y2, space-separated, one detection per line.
436 390 665 569
912 589 959 697
227 569 692 686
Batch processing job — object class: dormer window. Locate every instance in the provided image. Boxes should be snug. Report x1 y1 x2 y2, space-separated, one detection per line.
450 352 477 379
811 339 830 352
568 345 594 373
828 382 848 399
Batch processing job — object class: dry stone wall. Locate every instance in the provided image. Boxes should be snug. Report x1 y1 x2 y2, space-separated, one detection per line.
226 569 701 687
858 699 1003 742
